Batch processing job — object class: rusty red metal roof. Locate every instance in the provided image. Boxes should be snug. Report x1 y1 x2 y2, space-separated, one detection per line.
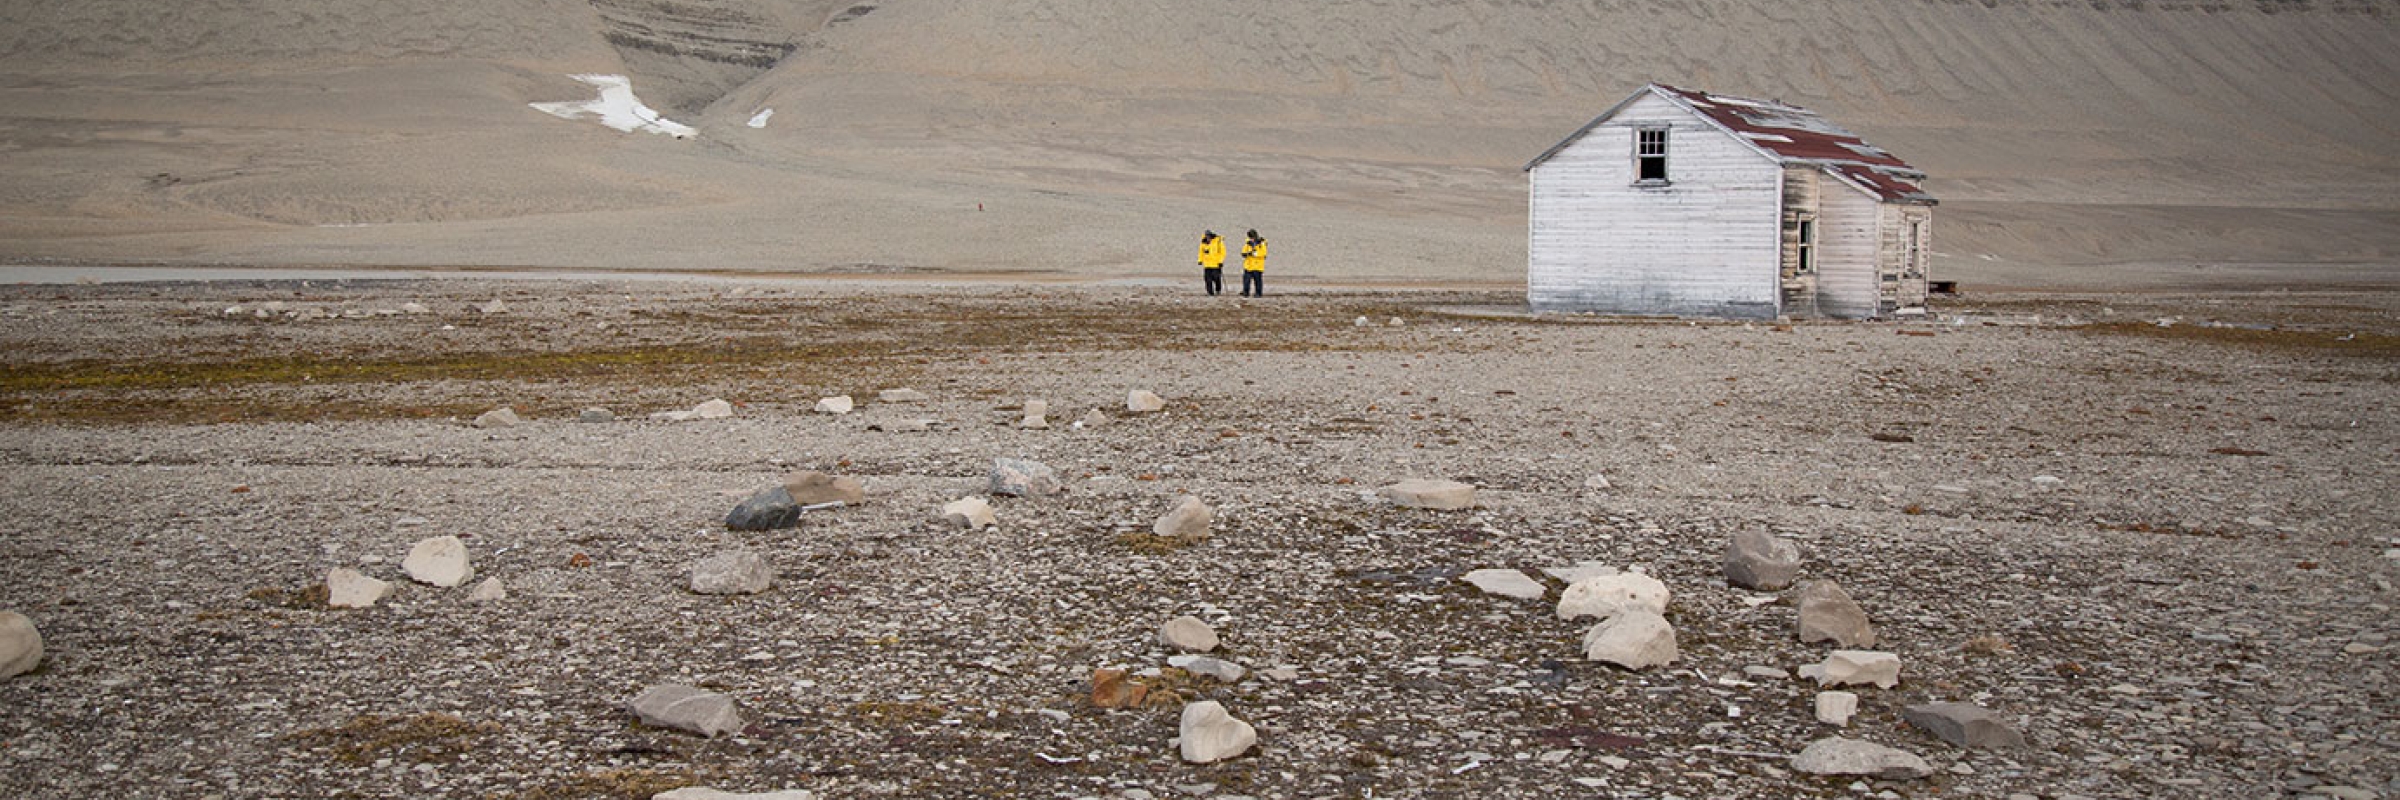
1528 84 1935 205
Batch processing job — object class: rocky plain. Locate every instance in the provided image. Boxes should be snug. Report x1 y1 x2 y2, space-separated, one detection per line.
0 278 2393 799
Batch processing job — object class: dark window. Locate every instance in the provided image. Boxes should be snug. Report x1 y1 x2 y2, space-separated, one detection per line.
1796 216 1817 273
1636 128 1668 183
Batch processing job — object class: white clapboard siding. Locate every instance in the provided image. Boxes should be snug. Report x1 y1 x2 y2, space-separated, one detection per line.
1528 93 1782 319
1813 173 1884 319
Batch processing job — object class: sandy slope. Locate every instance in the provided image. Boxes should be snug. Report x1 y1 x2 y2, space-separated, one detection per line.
0 0 2393 288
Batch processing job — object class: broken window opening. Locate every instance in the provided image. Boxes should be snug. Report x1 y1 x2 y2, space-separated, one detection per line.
1636 128 1668 183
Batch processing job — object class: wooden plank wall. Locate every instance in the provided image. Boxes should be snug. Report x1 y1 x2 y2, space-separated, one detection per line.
1528 93 1783 319
1813 173 1885 319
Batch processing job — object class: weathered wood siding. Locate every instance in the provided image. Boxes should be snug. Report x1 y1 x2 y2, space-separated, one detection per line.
1528 93 1783 319
1812 172 1886 319
1880 207 1933 312
1778 166 1819 317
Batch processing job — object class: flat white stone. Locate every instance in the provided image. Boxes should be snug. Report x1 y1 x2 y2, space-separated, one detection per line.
1461 569 1546 601
326 568 393 609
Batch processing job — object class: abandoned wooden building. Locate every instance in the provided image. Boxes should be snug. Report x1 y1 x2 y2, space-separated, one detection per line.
1525 84 1937 320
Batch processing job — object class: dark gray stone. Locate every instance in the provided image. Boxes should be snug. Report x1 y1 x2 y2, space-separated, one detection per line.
1904 702 2027 749
725 486 802 531
1723 530 1802 590
1795 579 1876 648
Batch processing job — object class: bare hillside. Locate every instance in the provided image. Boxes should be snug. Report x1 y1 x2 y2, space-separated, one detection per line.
0 0 2393 286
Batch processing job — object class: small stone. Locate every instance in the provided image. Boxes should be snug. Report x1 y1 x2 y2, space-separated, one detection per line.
398 302 431 315
725 486 803 531
477 299 509 314
1902 702 2026 749
402 535 474 588
1743 665 1791 681
325 568 392 609
1722 530 1802 591
877 388 928 404
473 407 522 429
1816 691 1860 726
468 577 508 603
875 418 934 433
690 550 775 595
990 458 1062 498
940 497 998 529
1090 667 1147 709
1582 609 1677 670
1168 655 1247 682
1153 496 1213 541
1017 399 1049 429
1127 390 1166 414
652 788 817 800
1795 579 1876 647
694 399 735 419
1806 650 1901 688
1791 737 1932 779
1556 572 1669 621
1354 316 1370 327
1380 479 1476 510
1079 408 1109 428
813 396 854 415
1582 474 1612 491
1461 569 1546 601
0 611 42 679
578 407 614 423
1178 701 1257 764
1160 615 1220 653
629 684 743 737
782 472 865 506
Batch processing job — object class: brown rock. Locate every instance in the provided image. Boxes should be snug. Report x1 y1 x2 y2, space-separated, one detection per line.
782 472 866 506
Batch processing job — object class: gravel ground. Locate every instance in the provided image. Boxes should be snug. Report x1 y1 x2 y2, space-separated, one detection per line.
0 279 2394 800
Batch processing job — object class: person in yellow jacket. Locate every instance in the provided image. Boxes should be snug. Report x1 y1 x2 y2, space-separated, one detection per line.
1197 230 1226 296
1239 229 1268 297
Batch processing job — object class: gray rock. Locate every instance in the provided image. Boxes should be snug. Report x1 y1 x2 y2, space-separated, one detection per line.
725 486 803 531
877 388 929 404
1461 569 1547 601
990 458 1062 498
401 535 473 588
1795 579 1876 647
1803 650 1902 688
813 396 854 415
1722 530 1802 591
1903 702 2027 749
1153 496 1213 541
629 684 744 737
782 472 865 506
690 550 775 595
1160 615 1220 653
1127 390 1166 414
473 407 523 429
467 577 508 603
325 568 393 609
1556 572 1669 621
1380 479 1476 510
1816 691 1860 726
1017 399 1049 429
1178 701 1257 764
1078 408 1109 428
1791 737 1932 779
692 399 735 419
0 611 41 679
1168 655 1247 682
1582 609 1677 670
873 418 935 433
577 407 615 423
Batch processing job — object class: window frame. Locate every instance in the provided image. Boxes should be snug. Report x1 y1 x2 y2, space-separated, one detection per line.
1634 127 1670 186
1794 213 1818 274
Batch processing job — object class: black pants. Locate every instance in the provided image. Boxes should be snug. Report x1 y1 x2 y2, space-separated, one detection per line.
1203 268 1222 295
1241 270 1263 297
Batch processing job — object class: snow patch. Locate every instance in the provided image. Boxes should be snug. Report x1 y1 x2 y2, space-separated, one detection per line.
530 74 696 139
746 108 775 129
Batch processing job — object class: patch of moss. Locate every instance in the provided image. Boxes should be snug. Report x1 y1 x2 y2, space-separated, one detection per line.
288 712 501 765
1112 531 1199 554
496 768 703 800
2075 321 2400 357
246 583 330 611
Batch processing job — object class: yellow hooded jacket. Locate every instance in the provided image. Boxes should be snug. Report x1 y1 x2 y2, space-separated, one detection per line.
1242 238 1267 272
1198 237 1226 269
